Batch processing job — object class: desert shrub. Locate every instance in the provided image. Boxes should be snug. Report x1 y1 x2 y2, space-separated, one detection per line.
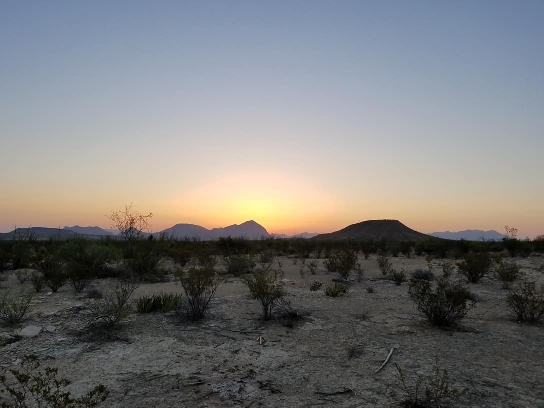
309 281 323 291
89 278 139 328
30 272 44 293
307 260 319 275
11 240 30 270
258 250 275 267
15 270 29 284
124 243 164 282
0 354 108 407
408 276 477 327
391 269 407 286
33 249 66 293
86 287 103 299
506 280 544 322
274 298 302 328
223 254 255 276
0 291 33 325
178 266 219 320
438 260 455 278
325 282 347 297
136 292 182 314
493 258 522 289
411 269 435 282
0 249 9 271
243 270 284 320
324 249 358 280
61 240 118 292
377 253 393 276
457 252 492 283
366 286 375 293
395 358 467 407
355 263 364 282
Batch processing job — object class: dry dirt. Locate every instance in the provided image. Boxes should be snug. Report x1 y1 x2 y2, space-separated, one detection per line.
1 255 544 407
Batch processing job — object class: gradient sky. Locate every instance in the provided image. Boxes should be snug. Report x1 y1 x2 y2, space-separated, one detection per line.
1 1 543 237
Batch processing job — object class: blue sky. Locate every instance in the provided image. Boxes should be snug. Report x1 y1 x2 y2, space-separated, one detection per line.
1 1 543 236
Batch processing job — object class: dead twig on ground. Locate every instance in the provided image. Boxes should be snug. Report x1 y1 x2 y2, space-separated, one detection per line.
375 345 398 373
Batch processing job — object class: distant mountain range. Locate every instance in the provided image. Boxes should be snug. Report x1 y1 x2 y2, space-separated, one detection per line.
159 220 269 240
313 220 433 242
429 230 506 241
0 222 508 242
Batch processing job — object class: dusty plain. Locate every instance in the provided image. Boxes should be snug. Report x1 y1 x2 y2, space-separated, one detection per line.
1 254 543 407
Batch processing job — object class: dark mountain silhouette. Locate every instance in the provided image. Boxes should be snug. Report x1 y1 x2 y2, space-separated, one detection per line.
0 227 77 240
312 219 433 242
64 226 113 236
159 220 270 240
430 230 506 241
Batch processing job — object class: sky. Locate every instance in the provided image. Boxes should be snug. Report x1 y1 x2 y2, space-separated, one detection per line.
1 1 543 237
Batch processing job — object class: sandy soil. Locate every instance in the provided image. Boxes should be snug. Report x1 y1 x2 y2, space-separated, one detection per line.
1 255 543 407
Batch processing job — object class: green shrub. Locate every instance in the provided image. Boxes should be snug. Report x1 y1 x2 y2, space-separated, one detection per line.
223 254 255 276
307 260 319 275
493 258 522 289
243 270 284 320
89 279 139 328
274 298 302 328
395 358 467 407
136 293 182 314
324 249 357 280
506 280 544 322
0 354 108 407
0 291 33 325
391 269 407 286
178 266 219 320
438 260 455 278
410 269 435 282
408 276 477 327
124 243 163 282
33 249 66 293
30 272 44 293
457 252 492 283
325 283 348 297
377 254 393 276
309 281 323 291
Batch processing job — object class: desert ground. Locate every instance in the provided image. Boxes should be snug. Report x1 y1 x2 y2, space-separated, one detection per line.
1 254 543 407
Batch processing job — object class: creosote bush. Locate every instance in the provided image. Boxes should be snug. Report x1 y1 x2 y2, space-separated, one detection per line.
506 280 544 322
324 249 358 280
377 254 393 276
392 269 407 286
493 258 522 289
408 276 477 327
243 269 284 320
178 266 219 320
0 354 108 407
223 254 255 276
457 252 492 283
33 249 66 293
0 291 33 325
307 260 319 275
325 282 348 297
395 358 467 408
89 278 139 328
309 281 323 291
411 269 435 282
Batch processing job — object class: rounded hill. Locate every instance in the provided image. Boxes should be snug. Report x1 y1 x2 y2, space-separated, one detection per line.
312 219 433 242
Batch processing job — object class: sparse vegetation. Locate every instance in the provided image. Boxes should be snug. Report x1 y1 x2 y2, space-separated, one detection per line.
506 280 544 322
33 248 66 293
377 253 393 276
325 282 348 297
309 281 323 291
243 269 284 320
493 258 522 289
0 354 108 407
224 254 255 276
408 276 477 327
0 291 33 325
274 298 302 328
89 278 139 328
178 266 219 320
410 269 435 282
307 260 319 275
457 252 493 283
324 249 358 280
395 358 467 407
15 270 29 284
136 292 182 314
391 268 407 285
30 272 44 293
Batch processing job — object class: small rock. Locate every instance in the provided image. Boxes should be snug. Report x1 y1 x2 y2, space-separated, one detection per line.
44 325 57 333
19 325 42 338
